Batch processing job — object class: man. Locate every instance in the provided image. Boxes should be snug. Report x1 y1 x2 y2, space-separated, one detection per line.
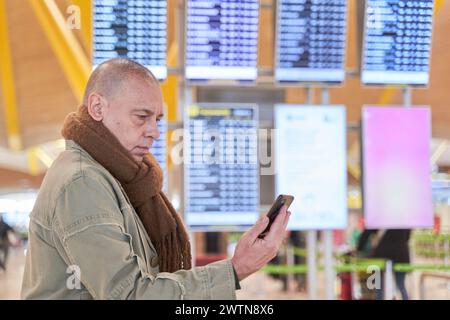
21 58 290 299
0 214 14 271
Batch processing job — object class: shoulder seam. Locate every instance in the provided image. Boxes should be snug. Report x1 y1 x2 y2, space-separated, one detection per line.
50 167 115 227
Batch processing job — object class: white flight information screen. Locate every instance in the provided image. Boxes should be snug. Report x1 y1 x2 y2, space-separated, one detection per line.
275 105 348 230
185 0 259 82
361 0 434 85
93 0 167 80
275 0 348 83
185 104 259 231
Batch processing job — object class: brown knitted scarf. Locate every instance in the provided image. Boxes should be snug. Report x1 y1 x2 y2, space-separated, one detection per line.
61 105 191 272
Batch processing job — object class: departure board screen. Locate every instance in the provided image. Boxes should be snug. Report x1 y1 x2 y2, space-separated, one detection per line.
150 119 167 191
275 0 348 83
361 0 434 85
185 104 259 230
185 0 259 82
93 0 167 80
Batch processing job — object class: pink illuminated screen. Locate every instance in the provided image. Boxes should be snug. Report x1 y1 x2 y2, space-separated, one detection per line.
362 106 433 229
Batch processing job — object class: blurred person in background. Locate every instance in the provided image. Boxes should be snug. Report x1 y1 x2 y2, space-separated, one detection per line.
357 229 411 300
0 214 15 272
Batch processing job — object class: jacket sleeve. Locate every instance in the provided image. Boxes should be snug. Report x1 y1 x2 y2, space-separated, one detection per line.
52 174 237 300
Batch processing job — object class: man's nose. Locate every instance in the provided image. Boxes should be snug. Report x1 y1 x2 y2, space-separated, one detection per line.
146 121 160 140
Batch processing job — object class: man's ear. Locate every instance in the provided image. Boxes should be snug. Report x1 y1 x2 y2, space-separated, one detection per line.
87 92 107 121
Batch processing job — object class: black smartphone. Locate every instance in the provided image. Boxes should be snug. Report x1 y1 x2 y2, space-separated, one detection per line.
258 194 294 239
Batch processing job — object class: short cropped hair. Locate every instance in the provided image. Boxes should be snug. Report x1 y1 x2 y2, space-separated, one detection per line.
82 58 158 105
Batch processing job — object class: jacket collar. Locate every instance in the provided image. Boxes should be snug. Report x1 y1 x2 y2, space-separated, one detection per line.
65 139 97 163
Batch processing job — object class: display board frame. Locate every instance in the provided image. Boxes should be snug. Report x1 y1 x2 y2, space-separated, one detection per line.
184 0 260 85
184 103 260 232
274 0 349 85
360 0 435 87
92 0 168 80
361 105 433 229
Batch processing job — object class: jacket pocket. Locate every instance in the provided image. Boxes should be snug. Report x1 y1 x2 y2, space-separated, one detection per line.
120 204 159 271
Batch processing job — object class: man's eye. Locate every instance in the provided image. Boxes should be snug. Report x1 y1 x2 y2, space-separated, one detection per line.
156 117 162 122
136 115 148 120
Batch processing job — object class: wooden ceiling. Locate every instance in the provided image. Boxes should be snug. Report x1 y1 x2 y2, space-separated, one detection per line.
0 0 81 150
0 167 44 190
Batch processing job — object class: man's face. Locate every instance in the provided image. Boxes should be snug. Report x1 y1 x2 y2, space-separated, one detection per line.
101 77 163 162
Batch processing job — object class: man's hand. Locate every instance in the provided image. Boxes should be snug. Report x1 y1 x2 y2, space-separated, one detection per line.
231 205 291 281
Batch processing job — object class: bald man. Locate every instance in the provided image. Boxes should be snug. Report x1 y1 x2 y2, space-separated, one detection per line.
21 59 290 300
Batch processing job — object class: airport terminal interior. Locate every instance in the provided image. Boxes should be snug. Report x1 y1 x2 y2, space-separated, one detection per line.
0 0 449 300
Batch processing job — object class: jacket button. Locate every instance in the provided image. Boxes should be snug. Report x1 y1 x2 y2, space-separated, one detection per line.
150 256 159 268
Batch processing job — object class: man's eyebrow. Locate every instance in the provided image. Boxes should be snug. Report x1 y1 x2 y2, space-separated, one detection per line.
132 109 164 119
132 108 154 115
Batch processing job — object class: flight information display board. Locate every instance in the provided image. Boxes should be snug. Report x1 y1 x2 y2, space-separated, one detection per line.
362 106 433 228
185 0 259 82
150 118 167 191
361 0 434 85
275 0 348 83
275 105 347 230
93 0 167 80
185 104 259 231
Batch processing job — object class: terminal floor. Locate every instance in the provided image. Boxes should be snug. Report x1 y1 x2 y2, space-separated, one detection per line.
0 246 448 300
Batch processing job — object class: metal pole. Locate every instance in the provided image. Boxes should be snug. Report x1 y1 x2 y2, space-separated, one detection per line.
321 86 334 299
444 239 449 266
324 230 335 300
286 245 296 293
305 85 317 299
401 86 413 298
307 230 317 299
384 260 394 300
403 86 412 107
409 235 417 299
185 80 195 267
305 86 313 104
419 273 426 300
321 87 330 105
178 0 196 268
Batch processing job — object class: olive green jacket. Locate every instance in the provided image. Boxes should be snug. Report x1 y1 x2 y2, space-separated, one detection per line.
21 140 237 300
